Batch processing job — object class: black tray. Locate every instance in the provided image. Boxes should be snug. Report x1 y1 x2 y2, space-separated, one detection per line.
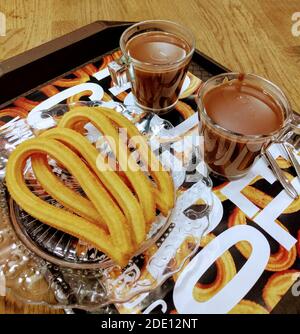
0 21 228 108
0 21 299 314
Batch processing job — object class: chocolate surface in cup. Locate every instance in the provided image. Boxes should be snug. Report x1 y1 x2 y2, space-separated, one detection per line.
126 31 191 110
200 76 284 178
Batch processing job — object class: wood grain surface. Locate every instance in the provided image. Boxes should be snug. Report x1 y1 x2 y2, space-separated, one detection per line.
0 0 299 314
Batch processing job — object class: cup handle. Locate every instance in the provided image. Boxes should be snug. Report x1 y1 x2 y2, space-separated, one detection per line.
108 56 130 88
290 114 300 135
269 115 300 188
281 115 300 179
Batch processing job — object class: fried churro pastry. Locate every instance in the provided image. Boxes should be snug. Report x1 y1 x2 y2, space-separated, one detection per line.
40 85 60 97
228 300 268 314
194 234 236 302
94 106 175 216
53 69 89 88
179 72 202 99
39 127 146 245
14 97 39 111
0 107 28 120
6 105 176 267
175 101 195 119
228 208 297 271
58 106 156 225
241 180 300 214
263 270 300 310
31 153 105 227
6 138 129 266
172 234 236 303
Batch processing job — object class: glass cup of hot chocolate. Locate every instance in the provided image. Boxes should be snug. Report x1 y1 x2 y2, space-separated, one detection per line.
109 20 195 114
197 73 296 180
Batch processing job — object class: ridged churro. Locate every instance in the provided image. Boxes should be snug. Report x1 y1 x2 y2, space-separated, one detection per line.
93 106 175 216
172 234 236 302
263 270 300 310
6 105 175 267
228 300 268 314
58 106 156 225
6 138 129 266
31 153 105 227
39 127 146 245
228 208 297 271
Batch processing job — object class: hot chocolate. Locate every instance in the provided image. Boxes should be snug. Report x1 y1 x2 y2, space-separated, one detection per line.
199 75 285 178
126 31 192 110
204 78 284 136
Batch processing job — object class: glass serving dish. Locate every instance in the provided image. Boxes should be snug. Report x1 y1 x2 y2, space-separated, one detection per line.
0 101 213 311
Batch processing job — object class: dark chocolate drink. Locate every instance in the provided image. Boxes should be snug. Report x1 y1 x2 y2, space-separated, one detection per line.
200 76 285 178
126 31 192 111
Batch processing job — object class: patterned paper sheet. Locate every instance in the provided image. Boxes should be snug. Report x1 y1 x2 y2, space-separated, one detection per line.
1 50 300 314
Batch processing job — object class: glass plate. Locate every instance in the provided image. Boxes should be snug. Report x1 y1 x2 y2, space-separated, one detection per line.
0 101 213 311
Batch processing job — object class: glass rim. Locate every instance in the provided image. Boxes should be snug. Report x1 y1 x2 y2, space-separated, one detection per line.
197 72 292 141
120 19 195 68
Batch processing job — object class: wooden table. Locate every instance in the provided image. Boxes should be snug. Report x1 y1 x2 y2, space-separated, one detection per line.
0 0 299 314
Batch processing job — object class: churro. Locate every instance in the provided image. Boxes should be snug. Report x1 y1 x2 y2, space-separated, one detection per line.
31 153 105 227
39 127 146 245
228 208 297 271
6 105 176 267
53 69 89 88
93 106 175 216
263 270 300 310
6 138 129 266
58 106 156 225
179 72 202 99
228 300 268 314
175 101 195 119
172 234 236 303
0 107 28 120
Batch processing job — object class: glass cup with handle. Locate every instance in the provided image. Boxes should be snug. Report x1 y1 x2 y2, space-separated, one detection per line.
108 20 195 114
197 72 300 187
